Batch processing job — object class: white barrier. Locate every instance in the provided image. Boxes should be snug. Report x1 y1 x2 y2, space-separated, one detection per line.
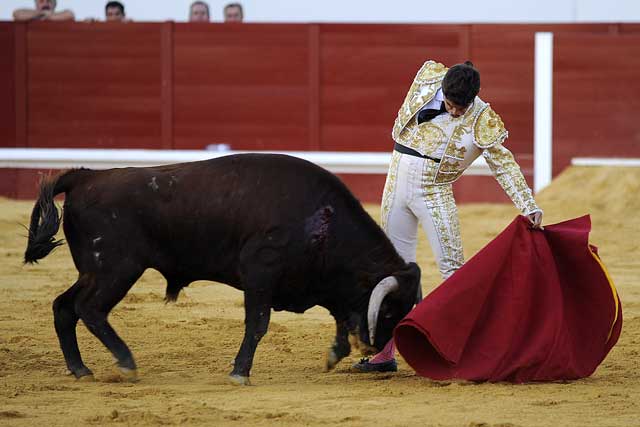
0 148 491 176
534 32 554 193
572 158 640 167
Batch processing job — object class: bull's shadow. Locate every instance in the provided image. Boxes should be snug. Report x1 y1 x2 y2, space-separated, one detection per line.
24 154 420 385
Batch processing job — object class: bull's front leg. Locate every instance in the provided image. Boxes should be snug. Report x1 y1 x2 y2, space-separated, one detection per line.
325 318 352 371
229 287 272 386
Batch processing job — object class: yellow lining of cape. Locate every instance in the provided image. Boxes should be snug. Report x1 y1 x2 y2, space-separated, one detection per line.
588 246 620 342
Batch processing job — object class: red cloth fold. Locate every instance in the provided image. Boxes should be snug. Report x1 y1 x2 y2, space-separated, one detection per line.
394 215 622 382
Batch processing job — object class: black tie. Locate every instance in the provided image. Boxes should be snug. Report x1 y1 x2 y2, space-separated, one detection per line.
417 101 447 124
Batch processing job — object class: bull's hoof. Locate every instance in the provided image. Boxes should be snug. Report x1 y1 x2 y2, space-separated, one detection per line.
77 373 96 382
68 366 94 381
102 366 139 383
325 349 339 372
117 366 139 383
228 374 251 386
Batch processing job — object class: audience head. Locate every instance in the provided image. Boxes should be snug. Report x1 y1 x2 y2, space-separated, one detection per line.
189 1 210 22
35 0 56 12
223 3 243 22
105 1 125 22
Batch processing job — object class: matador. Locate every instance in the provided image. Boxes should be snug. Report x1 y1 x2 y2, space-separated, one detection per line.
354 60 543 373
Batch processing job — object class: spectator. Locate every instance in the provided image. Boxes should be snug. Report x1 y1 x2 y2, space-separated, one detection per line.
189 1 210 22
223 3 243 23
13 0 74 21
105 1 128 22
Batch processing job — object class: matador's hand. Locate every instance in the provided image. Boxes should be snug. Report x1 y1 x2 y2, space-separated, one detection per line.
527 211 544 230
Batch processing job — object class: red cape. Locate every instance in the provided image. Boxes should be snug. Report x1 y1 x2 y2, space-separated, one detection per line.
394 215 622 383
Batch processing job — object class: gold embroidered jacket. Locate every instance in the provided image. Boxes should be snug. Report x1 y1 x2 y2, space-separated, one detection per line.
391 60 541 215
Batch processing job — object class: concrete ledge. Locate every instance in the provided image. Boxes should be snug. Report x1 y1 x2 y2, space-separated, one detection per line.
0 148 491 176
571 158 640 167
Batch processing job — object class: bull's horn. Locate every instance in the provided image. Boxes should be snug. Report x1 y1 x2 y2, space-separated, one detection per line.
367 276 399 345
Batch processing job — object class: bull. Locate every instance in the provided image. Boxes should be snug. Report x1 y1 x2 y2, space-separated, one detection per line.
24 153 420 384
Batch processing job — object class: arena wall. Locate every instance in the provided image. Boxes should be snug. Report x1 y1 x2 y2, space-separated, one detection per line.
1 22 639 202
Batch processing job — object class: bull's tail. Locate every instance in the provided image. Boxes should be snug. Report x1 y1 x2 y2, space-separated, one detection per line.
24 169 88 264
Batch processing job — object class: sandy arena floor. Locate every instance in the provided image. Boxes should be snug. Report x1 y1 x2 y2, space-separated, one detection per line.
1 166 639 426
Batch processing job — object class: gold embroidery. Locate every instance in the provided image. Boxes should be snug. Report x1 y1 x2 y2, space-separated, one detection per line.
438 160 460 174
423 155 438 185
422 184 464 276
397 126 412 145
392 61 448 141
415 61 448 83
450 124 465 145
435 98 480 170
445 144 466 159
410 123 446 154
381 151 402 231
483 144 540 214
434 170 463 184
474 106 507 148
402 85 437 122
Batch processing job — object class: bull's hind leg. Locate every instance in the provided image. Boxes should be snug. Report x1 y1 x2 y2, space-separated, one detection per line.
74 267 143 381
53 280 93 380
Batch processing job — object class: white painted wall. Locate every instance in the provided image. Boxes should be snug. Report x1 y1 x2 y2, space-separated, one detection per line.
1 0 639 23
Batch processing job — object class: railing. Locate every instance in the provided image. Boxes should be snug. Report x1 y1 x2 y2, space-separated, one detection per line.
0 148 492 175
571 158 640 167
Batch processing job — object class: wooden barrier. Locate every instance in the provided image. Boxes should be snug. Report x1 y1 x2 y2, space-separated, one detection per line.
1 22 639 202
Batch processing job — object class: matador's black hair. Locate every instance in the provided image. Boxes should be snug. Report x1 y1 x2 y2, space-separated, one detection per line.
442 61 480 107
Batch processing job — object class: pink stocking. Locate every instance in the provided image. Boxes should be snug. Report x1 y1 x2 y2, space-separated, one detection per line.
369 339 396 363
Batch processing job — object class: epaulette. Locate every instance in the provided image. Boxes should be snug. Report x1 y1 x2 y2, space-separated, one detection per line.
473 105 508 149
414 60 448 84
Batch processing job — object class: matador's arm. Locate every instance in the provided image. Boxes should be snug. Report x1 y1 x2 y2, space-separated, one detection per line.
483 144 541 216
473 105 541 216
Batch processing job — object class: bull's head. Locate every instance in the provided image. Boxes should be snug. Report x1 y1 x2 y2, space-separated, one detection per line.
360 262 421 351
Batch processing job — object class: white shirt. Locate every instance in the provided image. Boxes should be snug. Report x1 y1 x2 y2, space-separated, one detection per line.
420 88 445 112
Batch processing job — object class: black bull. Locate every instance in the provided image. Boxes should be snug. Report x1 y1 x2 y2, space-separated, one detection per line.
24 153 420 384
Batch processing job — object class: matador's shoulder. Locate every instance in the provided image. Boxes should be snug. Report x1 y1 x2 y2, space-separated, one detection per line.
413 60 448 84
473 105 508 149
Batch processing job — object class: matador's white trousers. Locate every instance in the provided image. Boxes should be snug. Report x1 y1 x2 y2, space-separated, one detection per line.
381 151 464 279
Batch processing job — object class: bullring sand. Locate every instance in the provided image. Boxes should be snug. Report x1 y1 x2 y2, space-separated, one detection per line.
0 166 638 426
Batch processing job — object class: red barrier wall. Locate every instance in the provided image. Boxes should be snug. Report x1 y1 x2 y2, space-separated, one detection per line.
554 31 640 173
1 22 639 203
0 23 16 149
173 23 311 151
27 22 163 149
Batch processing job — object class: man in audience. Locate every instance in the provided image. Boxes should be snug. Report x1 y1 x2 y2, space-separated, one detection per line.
105 1 127 22
13 0 74 21
223 3 243 22
189 1 210 22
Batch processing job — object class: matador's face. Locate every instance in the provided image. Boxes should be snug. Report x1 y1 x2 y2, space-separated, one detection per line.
443 98 471 118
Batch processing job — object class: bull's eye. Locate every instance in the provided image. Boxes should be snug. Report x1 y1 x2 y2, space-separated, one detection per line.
384 312 394 319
